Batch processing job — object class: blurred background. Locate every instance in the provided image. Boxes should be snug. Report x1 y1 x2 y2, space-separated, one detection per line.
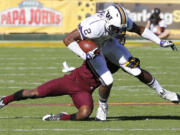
0 0 179 46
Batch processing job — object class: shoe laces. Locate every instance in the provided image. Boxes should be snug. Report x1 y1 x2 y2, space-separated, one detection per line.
47 114 63 121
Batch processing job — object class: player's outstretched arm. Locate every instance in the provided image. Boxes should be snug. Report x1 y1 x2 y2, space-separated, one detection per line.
128 22 178 51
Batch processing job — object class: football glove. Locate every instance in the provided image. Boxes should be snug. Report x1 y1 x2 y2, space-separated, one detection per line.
86 47 100 59
62 61 75 73
160 40 178 51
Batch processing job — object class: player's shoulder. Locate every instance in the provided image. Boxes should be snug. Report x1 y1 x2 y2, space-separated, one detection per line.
78 12 106 39
80 12 106 27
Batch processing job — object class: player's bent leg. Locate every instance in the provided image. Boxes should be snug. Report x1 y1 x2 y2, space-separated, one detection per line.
137 69 180 103
75 105 92 120
42 105 92 121
120 57 180 104
120 57 142 76
43 92 94 121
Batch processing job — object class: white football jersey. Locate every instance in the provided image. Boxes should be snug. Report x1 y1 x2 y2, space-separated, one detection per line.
150 19 167 33
78 11 133 47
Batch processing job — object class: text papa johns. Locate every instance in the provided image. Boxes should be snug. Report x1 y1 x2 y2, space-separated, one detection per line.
0 8 62 26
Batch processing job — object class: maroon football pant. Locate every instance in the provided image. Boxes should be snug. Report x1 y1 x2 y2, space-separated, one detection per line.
37 75 94 110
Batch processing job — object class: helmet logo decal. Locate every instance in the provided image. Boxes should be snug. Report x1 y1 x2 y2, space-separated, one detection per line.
106 11 113 20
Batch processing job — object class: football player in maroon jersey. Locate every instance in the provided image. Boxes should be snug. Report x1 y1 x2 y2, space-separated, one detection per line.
0 59 113 121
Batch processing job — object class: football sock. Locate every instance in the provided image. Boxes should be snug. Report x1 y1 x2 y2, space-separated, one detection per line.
99 96 107 103
3 95 14 105
60 114 76 120
147 78 164 96
14 89 28 100
3 89 27 104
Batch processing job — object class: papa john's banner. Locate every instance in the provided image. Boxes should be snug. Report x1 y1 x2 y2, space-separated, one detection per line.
0 0 180 34
0 0 96 34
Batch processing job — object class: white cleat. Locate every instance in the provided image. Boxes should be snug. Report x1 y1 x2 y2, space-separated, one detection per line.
42 112 68 121
0 97 6 109
160 89 180 104
95 101 108 121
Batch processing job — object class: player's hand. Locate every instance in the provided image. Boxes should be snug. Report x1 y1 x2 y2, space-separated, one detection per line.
86 47 100 59
160 40 178 51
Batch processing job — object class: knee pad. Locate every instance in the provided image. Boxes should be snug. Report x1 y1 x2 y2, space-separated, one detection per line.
120 57 142 76
125 57 140 68
99 71 113 86
122 65 142 76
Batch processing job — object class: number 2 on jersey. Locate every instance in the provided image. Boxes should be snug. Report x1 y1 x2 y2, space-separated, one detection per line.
84 28 91 35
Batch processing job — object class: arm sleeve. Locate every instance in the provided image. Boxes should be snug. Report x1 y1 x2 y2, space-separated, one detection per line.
127 17 134 31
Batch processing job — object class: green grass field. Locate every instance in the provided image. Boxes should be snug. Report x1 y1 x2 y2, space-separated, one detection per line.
0 44 180 135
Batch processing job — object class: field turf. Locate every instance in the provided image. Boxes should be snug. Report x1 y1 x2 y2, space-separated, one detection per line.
0 44 180 135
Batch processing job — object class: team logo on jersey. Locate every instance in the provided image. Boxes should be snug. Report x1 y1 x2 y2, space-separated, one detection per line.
0 0 62 26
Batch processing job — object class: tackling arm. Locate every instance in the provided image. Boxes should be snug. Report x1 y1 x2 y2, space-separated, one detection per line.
129 23 177 51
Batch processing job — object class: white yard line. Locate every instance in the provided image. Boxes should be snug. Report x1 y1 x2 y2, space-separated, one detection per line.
0 128 180 132
0 67 57 70
0 73 58 76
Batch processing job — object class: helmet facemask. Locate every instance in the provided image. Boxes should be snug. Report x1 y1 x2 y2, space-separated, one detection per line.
107 25 127 38
105 5 128 38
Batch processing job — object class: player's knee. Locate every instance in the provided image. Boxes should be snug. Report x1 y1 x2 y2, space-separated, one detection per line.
79 105 92 120
121 57 142 76
100 71 113 86
127 67 142 76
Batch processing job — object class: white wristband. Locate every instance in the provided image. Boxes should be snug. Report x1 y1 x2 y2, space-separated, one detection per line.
67 41 86 60
141 28 161 45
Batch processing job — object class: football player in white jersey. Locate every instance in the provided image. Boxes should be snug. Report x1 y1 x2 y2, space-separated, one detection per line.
63 4 179 121
146 8 171 39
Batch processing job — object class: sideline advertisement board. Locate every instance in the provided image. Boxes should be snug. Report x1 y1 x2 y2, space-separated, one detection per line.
0 0 96 34
96 2 180 29
0 0 179 34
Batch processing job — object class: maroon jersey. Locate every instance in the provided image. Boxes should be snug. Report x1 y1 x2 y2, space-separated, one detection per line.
65 61 101 90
